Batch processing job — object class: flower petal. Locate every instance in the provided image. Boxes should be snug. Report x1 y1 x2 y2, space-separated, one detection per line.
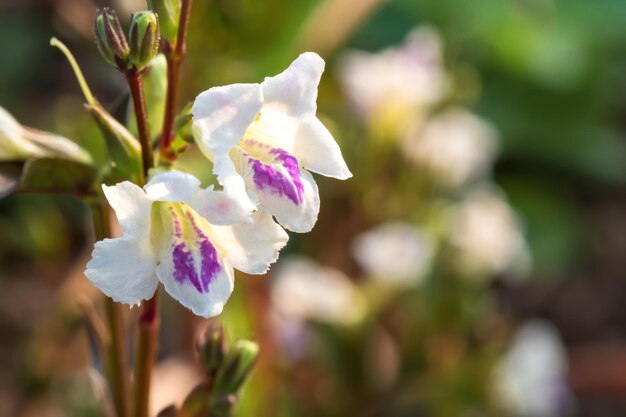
102 181 152 239
293 117 352 179
188 186 253 226
85 237 158 305
234 144 320 232
210 210 289 274
144 170 201 202
153 202 234 318
261 52 325 119
192 83 263 156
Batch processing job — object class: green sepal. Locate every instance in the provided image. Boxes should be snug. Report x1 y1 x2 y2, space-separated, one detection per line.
128 11 161 71
147 0 181 43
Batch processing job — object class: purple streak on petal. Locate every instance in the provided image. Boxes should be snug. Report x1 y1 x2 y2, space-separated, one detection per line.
168 206 183 238
169 207 222 293
246 147 304 205
185 210 222 293
172 242 203 292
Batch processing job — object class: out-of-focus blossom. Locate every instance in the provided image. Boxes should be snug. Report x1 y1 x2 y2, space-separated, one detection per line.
0 105 90 163
495 320 572 417
192 53 352 233
450 186 530 278
351 222 434 284
337 27 447 135
403 108 498 189
85 170 288 318
270 257 364 325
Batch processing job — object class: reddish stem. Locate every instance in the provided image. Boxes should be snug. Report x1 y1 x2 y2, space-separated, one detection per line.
157 0 193 160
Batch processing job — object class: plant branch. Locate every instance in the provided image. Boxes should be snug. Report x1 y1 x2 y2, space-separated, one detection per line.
126 72 154 178
133 294 159 417
92 202 131 417
158 0 193 161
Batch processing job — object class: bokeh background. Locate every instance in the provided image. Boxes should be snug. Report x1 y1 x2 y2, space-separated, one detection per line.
2 0 626 416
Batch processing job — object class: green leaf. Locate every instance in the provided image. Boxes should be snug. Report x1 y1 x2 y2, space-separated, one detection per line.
19 158 100 195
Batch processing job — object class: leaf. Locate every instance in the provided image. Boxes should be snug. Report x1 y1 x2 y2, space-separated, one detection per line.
20 158 100 195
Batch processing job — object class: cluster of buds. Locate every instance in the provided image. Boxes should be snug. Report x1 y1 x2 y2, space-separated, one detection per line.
171 322 259 417
94 7 160 73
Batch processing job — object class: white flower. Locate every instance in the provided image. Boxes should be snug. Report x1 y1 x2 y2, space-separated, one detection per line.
351 222 434 284
0 105 90 163
337 27 446 124
85 170 288 318
402 107 499 188
270 257 364 325
495 320 572 417
191 52 352 233
450 186 530 278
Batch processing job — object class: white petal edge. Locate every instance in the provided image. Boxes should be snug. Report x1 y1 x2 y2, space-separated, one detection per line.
144 170 201 203
192 83 263 156
102 181 152 238
85 237 158 305
293 117 352 179
210 210 289 274
261 52 325 119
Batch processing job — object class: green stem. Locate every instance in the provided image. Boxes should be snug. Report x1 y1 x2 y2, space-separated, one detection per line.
158 0 193 161
92 202 131 417
126 72 154 178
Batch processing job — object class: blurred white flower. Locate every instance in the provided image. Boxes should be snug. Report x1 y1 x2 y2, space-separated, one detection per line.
337 27 447 134
495 320 572 417
450 186 530 278
271 257 364 325
402 107 499 189
351 222 434 284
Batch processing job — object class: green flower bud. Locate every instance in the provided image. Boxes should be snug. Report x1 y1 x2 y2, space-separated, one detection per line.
94 8 129 70
213 340 259 395
128 11 161 71
147 0 181 43
196 322 226 376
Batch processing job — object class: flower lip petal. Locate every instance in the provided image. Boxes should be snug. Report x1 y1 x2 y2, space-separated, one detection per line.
144 170 201 203
154 202 235 318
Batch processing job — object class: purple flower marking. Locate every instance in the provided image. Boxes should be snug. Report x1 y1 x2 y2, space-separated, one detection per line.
247 147 304 205
170 208 222 293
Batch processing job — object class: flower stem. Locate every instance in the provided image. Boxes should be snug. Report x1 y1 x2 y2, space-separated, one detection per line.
92 202 131 417
158 0 193 161
133 294 159 417
126 71 154 178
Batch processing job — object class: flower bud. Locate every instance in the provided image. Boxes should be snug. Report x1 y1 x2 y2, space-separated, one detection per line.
147 0 181 43
128 11 161 71
196 322 226 375
94 8 129 70
213 340 259 395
